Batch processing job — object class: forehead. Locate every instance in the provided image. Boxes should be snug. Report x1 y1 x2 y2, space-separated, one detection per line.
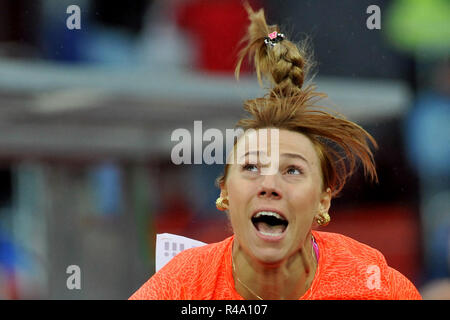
234 128 319 166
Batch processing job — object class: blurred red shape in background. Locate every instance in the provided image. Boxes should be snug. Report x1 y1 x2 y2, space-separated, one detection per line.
176 0 260 74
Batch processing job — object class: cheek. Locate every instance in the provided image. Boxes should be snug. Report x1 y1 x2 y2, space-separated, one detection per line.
288 180 320 218
225 174 248 219
225 167 250 206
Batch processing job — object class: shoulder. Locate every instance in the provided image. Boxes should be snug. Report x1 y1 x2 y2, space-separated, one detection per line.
312 231 421 299
386 266 422 299
162 236 231 278
129 236 233 300
172 235 232 269
314 231 386 264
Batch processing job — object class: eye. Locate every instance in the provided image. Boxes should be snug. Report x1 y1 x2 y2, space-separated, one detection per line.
286 166 303 175
243 163 259 172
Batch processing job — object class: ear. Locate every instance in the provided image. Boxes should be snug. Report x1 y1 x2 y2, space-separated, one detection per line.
313 188 331 227
219 182 228 199
318 187 332 213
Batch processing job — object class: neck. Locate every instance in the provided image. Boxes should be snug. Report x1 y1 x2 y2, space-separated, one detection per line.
232 233 317 300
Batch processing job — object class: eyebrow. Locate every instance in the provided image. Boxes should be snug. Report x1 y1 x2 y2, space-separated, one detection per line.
281 153 310 165
241 151 310 166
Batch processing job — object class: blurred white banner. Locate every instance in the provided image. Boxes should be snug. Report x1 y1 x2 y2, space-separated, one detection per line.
155 233 206 272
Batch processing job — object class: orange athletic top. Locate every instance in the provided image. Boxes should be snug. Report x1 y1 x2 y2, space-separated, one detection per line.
129 231 422 300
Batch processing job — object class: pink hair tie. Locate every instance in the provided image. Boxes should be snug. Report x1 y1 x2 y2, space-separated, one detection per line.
264 31 285 47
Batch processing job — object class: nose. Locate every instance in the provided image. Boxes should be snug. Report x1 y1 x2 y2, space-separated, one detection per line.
257 175 282 200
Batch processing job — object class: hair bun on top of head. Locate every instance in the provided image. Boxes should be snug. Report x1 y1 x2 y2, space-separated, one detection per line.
226 3 379 198
235 2 314 95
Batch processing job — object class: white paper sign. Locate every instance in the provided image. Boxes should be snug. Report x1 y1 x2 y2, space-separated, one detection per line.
155 233 207 272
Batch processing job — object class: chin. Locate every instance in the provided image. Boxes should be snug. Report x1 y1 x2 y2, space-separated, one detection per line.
251 246 288 265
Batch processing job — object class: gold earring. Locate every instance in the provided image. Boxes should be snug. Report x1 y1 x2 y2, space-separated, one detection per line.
317 211 330 226
216 197 229 211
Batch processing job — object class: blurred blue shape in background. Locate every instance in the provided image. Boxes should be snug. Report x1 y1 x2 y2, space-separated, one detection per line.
0 230 16 274
405 91 450 177
89 162 123 216
404 90 450 281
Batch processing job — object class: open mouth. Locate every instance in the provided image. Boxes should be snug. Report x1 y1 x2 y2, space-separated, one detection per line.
251 211 288 236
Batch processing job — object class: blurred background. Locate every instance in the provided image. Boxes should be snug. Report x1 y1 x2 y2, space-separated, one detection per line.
0 0 449 299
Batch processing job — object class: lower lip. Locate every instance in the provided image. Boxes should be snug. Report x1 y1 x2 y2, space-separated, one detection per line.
252 223 288 243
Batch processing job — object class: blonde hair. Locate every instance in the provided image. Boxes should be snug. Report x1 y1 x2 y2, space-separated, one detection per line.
217 4 378 198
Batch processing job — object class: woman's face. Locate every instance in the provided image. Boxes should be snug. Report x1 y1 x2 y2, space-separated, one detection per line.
222 128 331 264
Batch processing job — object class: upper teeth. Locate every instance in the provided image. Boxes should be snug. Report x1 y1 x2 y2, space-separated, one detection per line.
254 211 285 221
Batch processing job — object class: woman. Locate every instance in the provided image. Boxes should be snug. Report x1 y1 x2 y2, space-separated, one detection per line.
129 5 422 300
